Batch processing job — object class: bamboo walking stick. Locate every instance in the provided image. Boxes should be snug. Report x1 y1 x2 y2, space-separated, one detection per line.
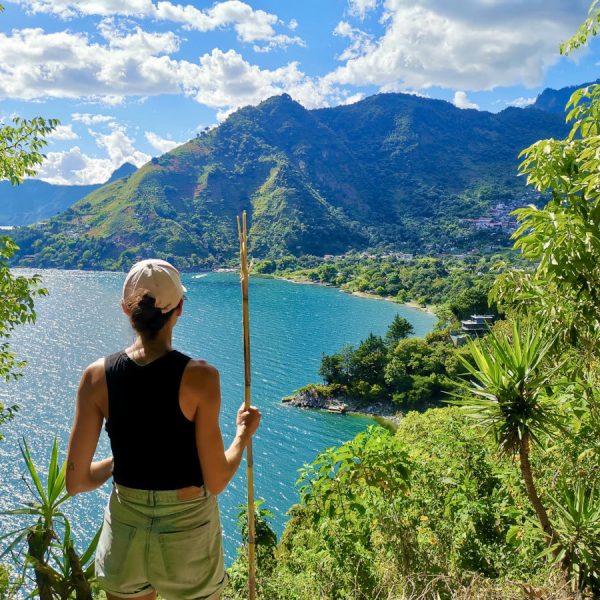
237 211 256 600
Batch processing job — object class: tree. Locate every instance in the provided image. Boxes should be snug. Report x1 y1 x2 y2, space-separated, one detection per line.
319 343 354 386
349 334 388 388
384 314 414 347
454 323 563 547
492 2 600 411
0 3 57 437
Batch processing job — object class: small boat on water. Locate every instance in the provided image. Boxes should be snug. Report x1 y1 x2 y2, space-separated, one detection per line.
326 403 348 414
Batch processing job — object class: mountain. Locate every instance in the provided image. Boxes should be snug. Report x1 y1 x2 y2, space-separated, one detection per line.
106 162 137 184
10 92 568 270
0 163 137 226
531 80 599 114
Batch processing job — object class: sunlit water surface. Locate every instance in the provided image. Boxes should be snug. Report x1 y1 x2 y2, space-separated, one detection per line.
0 270 435 564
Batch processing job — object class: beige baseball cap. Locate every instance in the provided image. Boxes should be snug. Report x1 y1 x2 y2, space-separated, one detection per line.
122 259 186 314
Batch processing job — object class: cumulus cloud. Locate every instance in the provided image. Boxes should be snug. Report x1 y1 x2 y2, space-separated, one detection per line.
333 21 373 61
453 91 479 110
36 146 114 185
37 124 150 184
0 27 182 101
72 113 115 125
48 124 78 140
13 0 304 51
348 0 378 19
328 0 591 92
507 96 536 108
14 0 152 18
0 26 332 112
145 131 181 153
92 126 151 167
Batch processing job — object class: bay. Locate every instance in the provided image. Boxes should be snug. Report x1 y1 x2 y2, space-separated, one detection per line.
0 270 435 564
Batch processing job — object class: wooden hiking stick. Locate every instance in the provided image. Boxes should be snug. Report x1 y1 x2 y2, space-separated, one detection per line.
237 211 256 600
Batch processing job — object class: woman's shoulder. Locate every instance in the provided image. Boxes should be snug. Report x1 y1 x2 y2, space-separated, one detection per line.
180 359 220 406
83 357 107 380
77 358 108 407
185 358 219 379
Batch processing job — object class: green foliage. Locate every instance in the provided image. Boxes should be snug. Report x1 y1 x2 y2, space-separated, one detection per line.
0 238 47 386
0 117 58 186
0 439 100 598
269 253 505 318
0 103 53 440
0 238 47 442
494 81 600 388
224 412 561 599
560 0 600 54
385 314 414 346
0 563 11 598
227 500 278 598
319 319 463 408
453 322 563 455
543 483 600 594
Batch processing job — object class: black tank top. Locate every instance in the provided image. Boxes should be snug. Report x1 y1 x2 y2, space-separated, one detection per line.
104 350 204 490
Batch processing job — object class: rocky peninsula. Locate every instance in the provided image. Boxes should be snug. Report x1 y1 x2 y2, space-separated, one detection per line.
282 384 403 424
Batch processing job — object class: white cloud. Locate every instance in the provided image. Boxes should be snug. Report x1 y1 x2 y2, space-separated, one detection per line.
48 124 78 140
348 0 378 19
145 131 180 153
342 92 364 105
327 0 591 92
37 124 150 184
72 113 115 125
453 90 479 110
507 96 536 108
98 18 180 53
36 146 114 184
333 21 373 61
0 27 182 101
15 0 152 18
92 126 150 167
13 0 304 51
288 18 298 31
0 27 329 112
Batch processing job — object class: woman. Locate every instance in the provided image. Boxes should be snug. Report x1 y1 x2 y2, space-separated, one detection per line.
66 258 261 600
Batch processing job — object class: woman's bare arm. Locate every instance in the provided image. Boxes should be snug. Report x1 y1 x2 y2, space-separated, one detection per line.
187 362 260 495
66 359 113 496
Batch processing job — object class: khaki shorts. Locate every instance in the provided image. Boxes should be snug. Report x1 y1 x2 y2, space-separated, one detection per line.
95 483 228 599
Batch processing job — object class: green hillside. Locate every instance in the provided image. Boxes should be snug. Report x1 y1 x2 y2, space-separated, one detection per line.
10 92 567 270
0 163 136 226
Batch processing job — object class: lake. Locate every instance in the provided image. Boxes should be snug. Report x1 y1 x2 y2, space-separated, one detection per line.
0 270 436 564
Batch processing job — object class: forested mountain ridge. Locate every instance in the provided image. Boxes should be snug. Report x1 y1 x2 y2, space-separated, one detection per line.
0 162 137 226
531 79 599 113
10 91 568 269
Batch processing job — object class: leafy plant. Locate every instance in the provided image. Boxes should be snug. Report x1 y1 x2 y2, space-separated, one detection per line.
543 483 600 594
0 439 100 599
453 323 563 547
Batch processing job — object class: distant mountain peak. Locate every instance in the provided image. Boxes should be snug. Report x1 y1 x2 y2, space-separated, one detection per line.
532 80 600 114
106 162 137 184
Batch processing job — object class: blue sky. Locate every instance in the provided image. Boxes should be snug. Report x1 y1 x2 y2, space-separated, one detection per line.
0 0 598 184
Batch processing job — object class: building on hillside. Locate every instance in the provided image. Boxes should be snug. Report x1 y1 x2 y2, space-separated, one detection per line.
449 314 495 346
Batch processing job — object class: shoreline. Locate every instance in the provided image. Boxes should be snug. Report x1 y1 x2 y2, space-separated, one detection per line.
261 273 437 316
282 388 404 425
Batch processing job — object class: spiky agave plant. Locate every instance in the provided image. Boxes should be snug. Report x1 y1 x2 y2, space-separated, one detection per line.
452 321 564 544
544 482 600 595
0 438 100 599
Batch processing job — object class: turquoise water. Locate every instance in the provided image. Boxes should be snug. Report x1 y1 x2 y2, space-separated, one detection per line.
0 270 435 563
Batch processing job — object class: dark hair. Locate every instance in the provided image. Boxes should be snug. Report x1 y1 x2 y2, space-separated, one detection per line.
125 291 178 339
